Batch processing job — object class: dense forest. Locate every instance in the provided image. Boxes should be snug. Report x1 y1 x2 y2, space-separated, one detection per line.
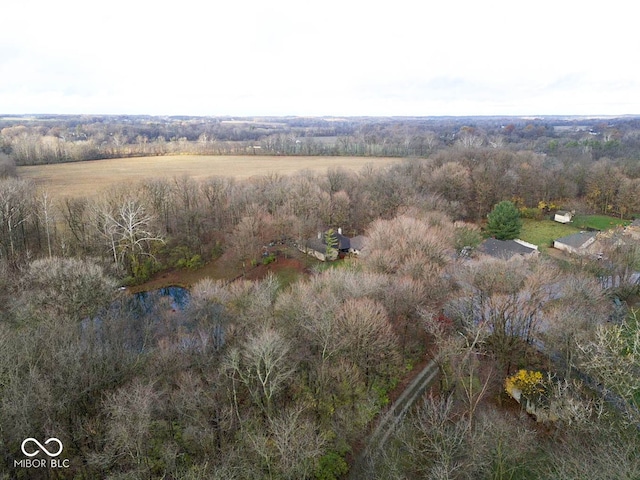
0 115 639 479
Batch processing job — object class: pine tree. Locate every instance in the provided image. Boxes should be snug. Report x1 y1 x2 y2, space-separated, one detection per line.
324 229 339 261
486 201 522 240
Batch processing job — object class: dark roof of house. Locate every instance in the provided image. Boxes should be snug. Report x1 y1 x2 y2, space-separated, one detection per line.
478 238 536 259
306 237 326 254
334 231 350 250
554 231 597 249
306 229 351 253
349 235 368 251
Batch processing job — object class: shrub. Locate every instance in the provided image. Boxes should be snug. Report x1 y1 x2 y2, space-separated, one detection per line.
315 451 349 480
505 369 544 401
519 207 543 220
262 253 276 265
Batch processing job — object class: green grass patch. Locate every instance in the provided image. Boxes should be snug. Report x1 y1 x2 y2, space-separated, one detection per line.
572 214 630 231
518 219 579 249
274 266 302 289
519 215 631 251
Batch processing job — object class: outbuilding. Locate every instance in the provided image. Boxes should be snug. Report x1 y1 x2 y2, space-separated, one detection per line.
553 231 597 254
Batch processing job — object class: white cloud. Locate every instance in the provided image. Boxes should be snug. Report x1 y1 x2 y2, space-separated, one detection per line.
1 0 638 115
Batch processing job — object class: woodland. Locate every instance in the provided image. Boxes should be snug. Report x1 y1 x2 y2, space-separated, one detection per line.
0 115 639 479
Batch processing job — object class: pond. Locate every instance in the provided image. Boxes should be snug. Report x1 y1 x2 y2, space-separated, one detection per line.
83 285 225 352
134 286 191 312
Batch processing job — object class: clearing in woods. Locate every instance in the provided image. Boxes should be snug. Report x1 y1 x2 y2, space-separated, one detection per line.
17 155 402 198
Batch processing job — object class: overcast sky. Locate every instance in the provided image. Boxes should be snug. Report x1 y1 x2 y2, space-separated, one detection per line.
1 0 638 117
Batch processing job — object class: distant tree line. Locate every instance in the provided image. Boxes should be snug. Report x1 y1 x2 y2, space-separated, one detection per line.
4 114 640 165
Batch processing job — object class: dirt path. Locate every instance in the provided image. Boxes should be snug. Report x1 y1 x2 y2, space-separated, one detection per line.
348 358 440 478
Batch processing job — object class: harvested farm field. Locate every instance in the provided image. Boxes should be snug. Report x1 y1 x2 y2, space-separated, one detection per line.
17 155 402 198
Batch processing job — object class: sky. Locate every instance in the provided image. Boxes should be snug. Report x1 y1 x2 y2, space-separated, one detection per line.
1 0 639 117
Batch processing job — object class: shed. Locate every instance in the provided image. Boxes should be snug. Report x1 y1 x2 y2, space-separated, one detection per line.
553 231 597 254
554 210 573 224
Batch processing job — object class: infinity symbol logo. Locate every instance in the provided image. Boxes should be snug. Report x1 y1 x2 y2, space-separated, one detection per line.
20 438 63 457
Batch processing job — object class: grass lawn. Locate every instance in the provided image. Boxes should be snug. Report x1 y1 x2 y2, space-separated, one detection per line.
572 214 630 230
518 219 579 249
519 214 631 250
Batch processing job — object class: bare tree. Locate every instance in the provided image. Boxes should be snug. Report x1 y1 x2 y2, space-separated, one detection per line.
94 198 165 277
593 227 640 295
615 177 640 219
35 189 56 258
225 327 296 418
542 273 610 376
0 177 34 259
0 152 16 178
172 175 202 238
16 256 117 320
335 297 400 386
201 176 235 230
140 177 173 234
575 309 640 425
402 394 472 479
364 214 453 282
267 406 325 479
94 380 158 475
231 204 274 274
61 196 93 255
448 256 558 373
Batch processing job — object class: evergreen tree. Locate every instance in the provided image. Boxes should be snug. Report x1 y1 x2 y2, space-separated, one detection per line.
324 228 339 261
486 201 522 240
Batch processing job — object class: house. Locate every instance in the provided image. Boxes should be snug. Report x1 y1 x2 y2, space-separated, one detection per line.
299 228 367 262
477 238 539 260
554 210 574 224
553 231 598 254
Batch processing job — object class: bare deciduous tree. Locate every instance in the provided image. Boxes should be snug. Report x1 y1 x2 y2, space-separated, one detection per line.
225 327 296 417
35 189 56 258
16 256 116 320
0 152 16 178
575 309 640 425
448 256 558 373
268 406 325 479
364 214 454 281
0 177 33 259
94 198 165 277
335 297 400 386
94 380 158 475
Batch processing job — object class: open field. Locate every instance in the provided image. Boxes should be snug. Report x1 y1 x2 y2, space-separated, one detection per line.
17 155 402 199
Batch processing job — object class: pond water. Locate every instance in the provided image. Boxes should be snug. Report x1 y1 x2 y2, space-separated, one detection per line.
134 286 191 312
130 285 225 351
83 285 226 351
